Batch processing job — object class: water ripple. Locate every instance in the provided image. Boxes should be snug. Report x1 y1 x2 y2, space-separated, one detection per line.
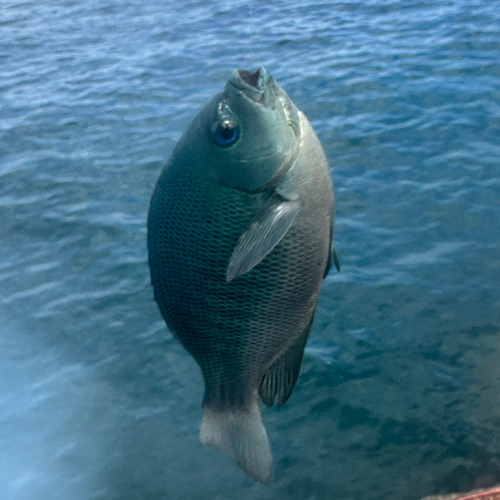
1 0 500 498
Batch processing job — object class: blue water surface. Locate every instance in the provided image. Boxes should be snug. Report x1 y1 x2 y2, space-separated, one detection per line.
1 0 500 499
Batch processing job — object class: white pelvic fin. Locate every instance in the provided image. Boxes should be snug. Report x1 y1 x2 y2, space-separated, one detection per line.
200 403 273 485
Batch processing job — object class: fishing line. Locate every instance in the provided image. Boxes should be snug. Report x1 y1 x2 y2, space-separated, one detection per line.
246 0 257 69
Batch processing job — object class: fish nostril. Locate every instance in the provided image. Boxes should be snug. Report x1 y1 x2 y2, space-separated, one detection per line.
237 67 263 90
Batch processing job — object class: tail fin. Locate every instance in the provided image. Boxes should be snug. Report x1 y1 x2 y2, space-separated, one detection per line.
199 403 273 485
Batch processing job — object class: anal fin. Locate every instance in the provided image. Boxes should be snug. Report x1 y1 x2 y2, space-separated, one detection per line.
259 319 312 407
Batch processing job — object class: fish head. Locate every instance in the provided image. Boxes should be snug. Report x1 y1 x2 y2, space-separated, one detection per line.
195 67 302 193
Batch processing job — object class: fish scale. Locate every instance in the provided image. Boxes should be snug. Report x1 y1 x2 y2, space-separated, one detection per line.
150 168 317 399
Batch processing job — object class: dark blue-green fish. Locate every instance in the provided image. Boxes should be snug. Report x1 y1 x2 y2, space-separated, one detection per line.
147 67 337 484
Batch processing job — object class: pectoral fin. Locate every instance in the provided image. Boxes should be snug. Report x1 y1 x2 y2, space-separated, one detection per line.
226 196 300 282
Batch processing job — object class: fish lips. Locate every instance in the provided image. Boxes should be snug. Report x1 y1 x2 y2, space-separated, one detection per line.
228 67 276 107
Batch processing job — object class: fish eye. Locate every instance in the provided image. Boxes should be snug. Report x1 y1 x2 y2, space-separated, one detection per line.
214 120 239 147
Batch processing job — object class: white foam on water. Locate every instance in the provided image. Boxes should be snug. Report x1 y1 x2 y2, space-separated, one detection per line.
0 319 122 500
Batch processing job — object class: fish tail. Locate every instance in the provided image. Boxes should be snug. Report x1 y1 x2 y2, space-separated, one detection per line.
200 402 273 485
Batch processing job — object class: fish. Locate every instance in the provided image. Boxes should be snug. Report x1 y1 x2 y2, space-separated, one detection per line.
147 67 337 484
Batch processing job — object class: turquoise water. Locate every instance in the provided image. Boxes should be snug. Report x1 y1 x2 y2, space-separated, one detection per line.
1 0 500 498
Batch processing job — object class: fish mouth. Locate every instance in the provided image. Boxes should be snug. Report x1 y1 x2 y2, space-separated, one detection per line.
238 67 265 90
228 67 302 140
228 67 273 104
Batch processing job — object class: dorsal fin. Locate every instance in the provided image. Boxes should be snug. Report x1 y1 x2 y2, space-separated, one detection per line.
323 223 340 278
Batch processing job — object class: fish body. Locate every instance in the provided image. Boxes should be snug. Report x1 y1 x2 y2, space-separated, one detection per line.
147 68 335 484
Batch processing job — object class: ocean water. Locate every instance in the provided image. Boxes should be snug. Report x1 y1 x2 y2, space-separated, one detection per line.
1 0 500 498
